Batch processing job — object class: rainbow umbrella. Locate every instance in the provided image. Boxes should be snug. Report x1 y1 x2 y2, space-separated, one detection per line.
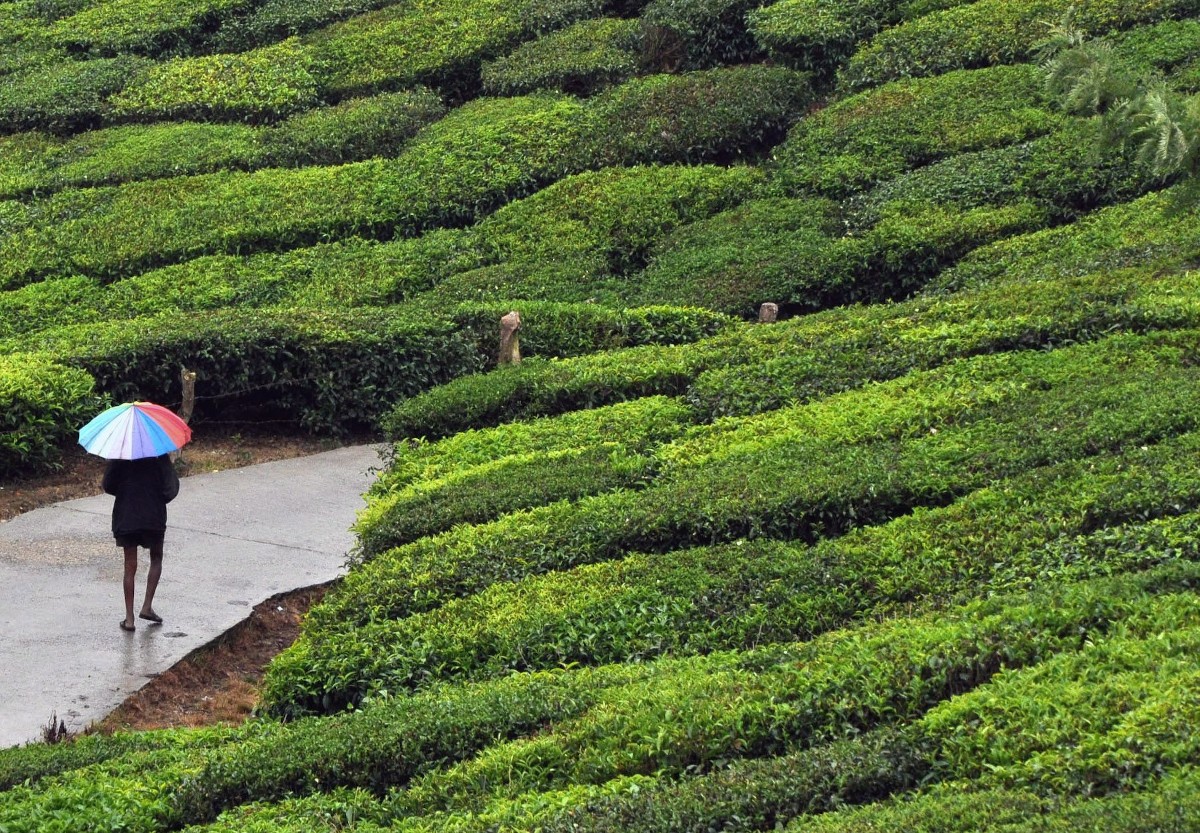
78 401 192 460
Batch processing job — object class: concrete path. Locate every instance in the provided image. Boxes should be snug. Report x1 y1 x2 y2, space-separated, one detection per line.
0 444 383 748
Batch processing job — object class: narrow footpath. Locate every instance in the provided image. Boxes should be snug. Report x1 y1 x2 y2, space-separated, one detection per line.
0 444 382 748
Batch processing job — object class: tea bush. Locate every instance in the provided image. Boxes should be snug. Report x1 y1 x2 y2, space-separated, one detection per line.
5 307 484 433
449 302 733 360
207 0 397 51
281 433 1200 706
771 63 1062 197
747 0 943 76
265 87 445 165
931 188 1200 292
792 772 1200 832
0 95 589 287
588 65 812 166
687 261 1200 417
0 231 479 340
633 197 1044 315
389 226 1200 437
373 395 692 493
0 90 444 199
841 0 1200 91
0 354 102 476
460 163 765 281
309 0 531 98
843 120 1152 227
0 55 150 132
108 38 324 123
324 331 1200 651
48 0 254 55
638 0 765 71
481 18 640 96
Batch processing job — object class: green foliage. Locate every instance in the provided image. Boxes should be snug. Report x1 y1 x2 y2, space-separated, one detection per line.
374 396 693 493
6 307 484 433
208 0 395 51
0 354 102 475
482 18 640 96
772 63 1063 197
327 332 1200 658
588 65 813 166
845 120 1154 226
48 0 254 55
426 164 764 305
0 91 444 200
842 0 1200 91
0 95 589 287
639 0 765 71
0 231 479 341
747 0 945 77
449 302 734 360
0 55 150 132
109 38 324 123
309 0 530 98
633 196 1045 315
265 87 446 166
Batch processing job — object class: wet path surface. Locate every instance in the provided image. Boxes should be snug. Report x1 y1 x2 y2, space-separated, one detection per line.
0 444 381 747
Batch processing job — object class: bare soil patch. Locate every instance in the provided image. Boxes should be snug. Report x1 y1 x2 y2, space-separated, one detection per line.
2 429 371 733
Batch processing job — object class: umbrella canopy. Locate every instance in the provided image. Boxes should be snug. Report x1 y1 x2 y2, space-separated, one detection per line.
79 401 192 460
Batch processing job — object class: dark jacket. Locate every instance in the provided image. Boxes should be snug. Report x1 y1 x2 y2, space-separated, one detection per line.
102 455 180 536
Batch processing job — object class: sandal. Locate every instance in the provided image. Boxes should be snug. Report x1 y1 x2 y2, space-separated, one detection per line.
138 612 163 624
119 620 135 632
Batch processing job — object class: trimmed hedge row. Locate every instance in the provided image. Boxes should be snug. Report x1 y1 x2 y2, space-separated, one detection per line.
771 63 1063 197
0 54 151 132
312 331 1200 664
481 17 640 96
0 89 444 199
933 187 1200 293
0 354 102 477
372 395 693 494
3 566 1195 829
631 197 1045 315
639 0 766 71
4 307 484 434
922 611 1200 795
385 213 1200 438
0 94 588 288
193 566 1200 820
843 120 1154 228
207 0 401 51
109 38 324 122
422 163 765 307
587 65 811 167
747 0 957 77
47 0 254 55
346 569 1200 815
0 69 810 288
841 0 1200 91
0 231 479 339
272 432 1200 708
448 302 735 361
791 772 1200 832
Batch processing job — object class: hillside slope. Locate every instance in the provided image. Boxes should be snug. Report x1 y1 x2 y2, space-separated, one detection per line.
2 0 1200 829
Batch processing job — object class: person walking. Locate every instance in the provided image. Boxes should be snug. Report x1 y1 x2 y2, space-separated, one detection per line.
103 454 180 631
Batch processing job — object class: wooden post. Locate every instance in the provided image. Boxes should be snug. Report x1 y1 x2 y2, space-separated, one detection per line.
758 302 779 323
179 368 197 424
499 311 522 365
173 368 196 464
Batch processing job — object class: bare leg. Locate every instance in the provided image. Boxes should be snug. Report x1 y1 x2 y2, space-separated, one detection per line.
122 546 138 629
141 541 163 621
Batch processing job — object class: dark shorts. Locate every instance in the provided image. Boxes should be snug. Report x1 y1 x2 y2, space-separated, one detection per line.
115 529 165 550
